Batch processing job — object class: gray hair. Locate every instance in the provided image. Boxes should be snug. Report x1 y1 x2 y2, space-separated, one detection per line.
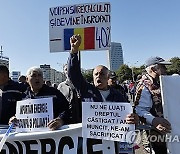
26 66 43 77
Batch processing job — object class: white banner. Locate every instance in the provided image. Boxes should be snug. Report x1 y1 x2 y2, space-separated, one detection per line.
82 102 135 142
49 2 111 52
160 75 180 154
0 124 118 154
16 97 53 132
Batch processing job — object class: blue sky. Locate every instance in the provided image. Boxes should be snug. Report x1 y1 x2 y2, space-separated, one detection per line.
0 0 180 75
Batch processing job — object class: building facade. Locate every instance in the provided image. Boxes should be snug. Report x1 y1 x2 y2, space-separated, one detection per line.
40 64 64 85
40 64 51 82
11 71 21 82
107 42 124 71
0 46 9 69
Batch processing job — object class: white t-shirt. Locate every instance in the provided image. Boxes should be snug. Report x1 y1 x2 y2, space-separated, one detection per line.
99 89 110 102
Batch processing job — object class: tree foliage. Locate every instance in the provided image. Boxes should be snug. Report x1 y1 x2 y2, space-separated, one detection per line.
81 57 180 84
116 64 146 83
167 57 180 75
116 64 132 82
82 70 93 83
132 65 145 81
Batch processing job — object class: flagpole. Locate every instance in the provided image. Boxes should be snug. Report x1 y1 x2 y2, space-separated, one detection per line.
0 123 14 152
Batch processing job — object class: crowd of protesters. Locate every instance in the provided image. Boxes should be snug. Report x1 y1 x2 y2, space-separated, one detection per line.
1 34 178 154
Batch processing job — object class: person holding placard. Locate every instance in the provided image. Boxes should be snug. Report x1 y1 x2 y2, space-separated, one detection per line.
68 34 138 123
67 34 139 153
9 67 70 130
135 56 172 154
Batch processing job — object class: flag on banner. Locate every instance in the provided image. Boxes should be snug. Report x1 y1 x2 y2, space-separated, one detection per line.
64 27 95 50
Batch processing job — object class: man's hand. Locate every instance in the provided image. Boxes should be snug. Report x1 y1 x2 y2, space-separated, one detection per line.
126 113 139 124
152 117 171 134
8 116 18 127
47 117 64 131
70 34 81 53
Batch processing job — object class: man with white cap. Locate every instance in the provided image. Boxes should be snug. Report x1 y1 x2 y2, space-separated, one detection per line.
135 56 172 154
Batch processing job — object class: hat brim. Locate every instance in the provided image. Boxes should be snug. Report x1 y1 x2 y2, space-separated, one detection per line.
159 61 172 65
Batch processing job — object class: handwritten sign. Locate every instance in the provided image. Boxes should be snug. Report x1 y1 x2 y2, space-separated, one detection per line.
82 102 135 142
16 97 53 132
49 2 111 52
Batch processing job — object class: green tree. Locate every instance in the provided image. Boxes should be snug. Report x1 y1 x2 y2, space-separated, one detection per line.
132 65 146 81
167 57 180 75
82 70 93 83
116 64 132 82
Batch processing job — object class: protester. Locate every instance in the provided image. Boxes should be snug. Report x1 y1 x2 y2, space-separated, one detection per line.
108 71 129 101
67 34 139 153
18 75 29 91
9 66 69 130
122 82 128 94
67 34 138 124
52 83 58 89
0 65 24 125
18 75 26 83
128 81 135 101
135 56 172 154
45 80 52 87
58 64 81 124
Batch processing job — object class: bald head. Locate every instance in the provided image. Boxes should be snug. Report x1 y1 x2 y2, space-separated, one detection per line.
93 65 109 74
93 65 109 90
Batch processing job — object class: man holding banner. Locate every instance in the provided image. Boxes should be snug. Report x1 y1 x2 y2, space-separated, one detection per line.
135 56 172 154
9 67 70 131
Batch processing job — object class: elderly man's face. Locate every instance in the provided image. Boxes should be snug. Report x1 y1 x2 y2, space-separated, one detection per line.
27 71 43 93
93 66 109 90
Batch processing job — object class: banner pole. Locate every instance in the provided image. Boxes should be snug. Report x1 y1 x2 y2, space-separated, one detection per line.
0 123 14 152
78 50 81 68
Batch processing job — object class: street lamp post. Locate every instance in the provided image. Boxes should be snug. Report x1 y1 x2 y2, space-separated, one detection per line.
132 67 135 82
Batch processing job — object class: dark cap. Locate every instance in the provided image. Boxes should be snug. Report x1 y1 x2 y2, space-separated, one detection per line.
145 56 171 67
109 71 117 79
